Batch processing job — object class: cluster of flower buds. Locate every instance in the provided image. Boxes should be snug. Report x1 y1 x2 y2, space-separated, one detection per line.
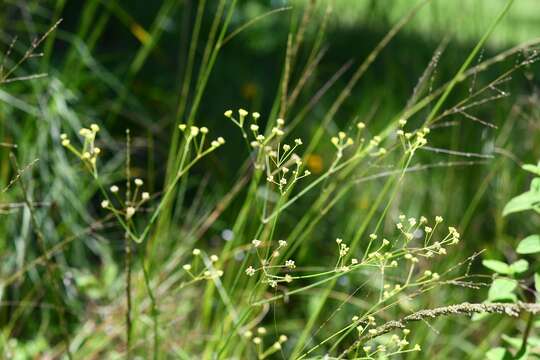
396 118 430 153
182 249 224 281
361 327 421 357
225 109 310 192
178 124 225 156
244 328 288 358
331 131 355 159
61 124 102 168
245 237 296 286
101 178 151 221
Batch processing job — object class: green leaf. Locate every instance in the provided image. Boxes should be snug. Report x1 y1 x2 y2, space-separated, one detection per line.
517 235 540 254
503 191 540 216
483 259 512 274
532 178 540 192
488 278 518 302
522 163 540 176
502 334 522 349
535 273 540 293
510 259 529 274
486 347 512 360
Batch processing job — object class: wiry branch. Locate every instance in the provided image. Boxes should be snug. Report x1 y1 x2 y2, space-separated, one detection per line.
341 302 540 357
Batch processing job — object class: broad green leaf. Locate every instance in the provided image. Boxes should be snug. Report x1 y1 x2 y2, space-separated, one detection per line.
522 163 540 176
503 191 540 216
516 235 540 254
510 259 529 274
502 334 522 349
483 259 512 274
486 347 511 360
535 273 540 293
532 178 540 192
488 278 518 301
526 336 540 347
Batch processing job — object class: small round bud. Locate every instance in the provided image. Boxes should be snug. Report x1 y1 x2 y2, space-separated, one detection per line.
134 178 143 186
245 266 255 276
110 185 119 193
126 206 136 219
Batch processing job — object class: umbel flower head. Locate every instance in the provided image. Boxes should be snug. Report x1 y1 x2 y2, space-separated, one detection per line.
60 123 102 171
178 123 225 155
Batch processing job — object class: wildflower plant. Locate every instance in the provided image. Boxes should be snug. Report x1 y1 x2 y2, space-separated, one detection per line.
478 161 540 359
225 109 310 195
6 0 540 359
59 122 226 357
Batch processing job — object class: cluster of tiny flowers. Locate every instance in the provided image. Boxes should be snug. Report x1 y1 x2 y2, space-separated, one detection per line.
393 214 460 261
178 123 225 155
225 109 310 194
265 147 310 195
101 178 151 220
356 121 388 157
330 131 355 159
244 238 296 287
182 249 224 281
330 123 387 160
395 119 430 153
361 327 421 357
338 214 461 309
61 124 101 169
335 238 354 272
243 327 288 358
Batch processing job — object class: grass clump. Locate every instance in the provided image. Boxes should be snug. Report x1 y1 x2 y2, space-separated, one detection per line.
2 0 540 359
